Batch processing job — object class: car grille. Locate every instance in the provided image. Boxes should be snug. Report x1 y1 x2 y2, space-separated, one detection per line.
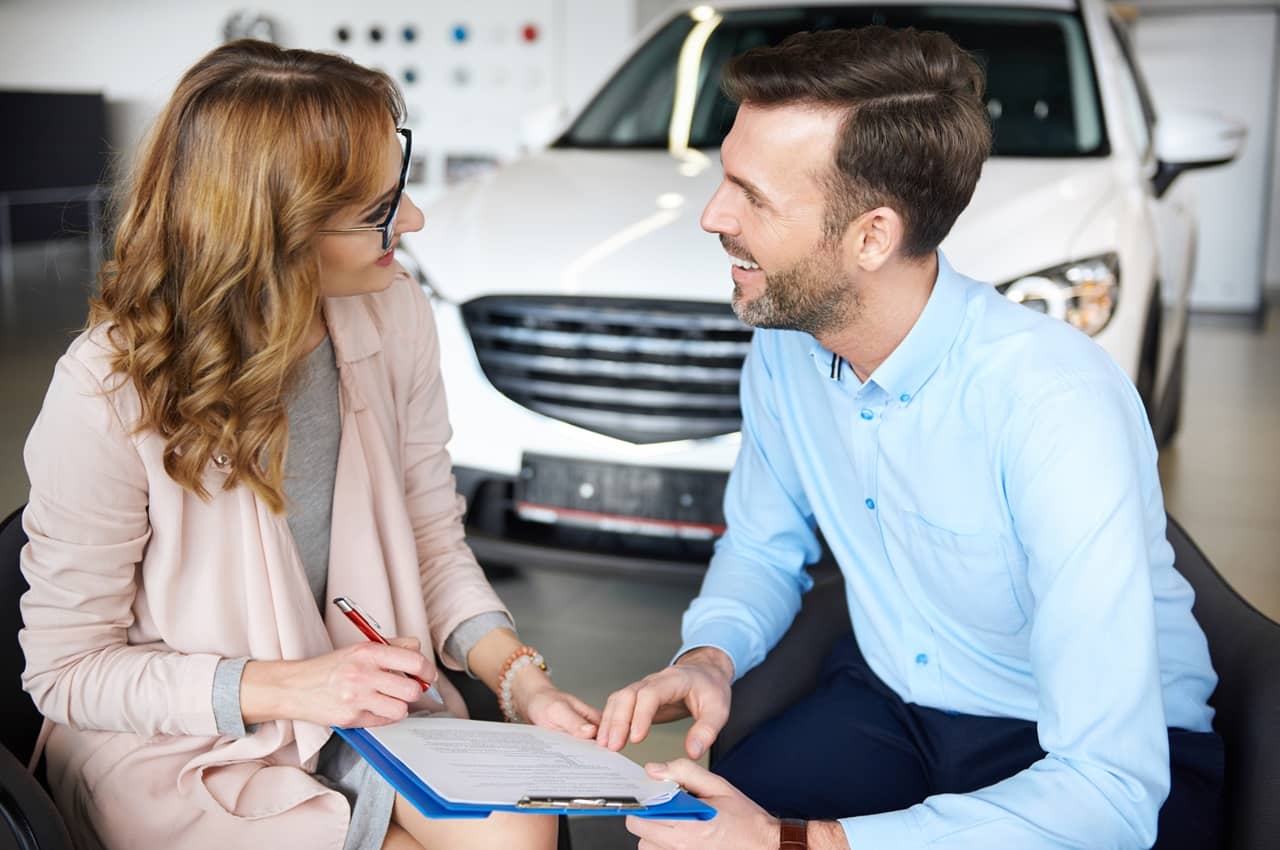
460 296 752 444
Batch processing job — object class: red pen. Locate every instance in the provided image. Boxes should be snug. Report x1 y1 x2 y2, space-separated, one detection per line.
334 596 444 704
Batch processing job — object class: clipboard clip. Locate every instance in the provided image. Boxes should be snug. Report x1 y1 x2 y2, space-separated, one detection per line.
517 796 645 810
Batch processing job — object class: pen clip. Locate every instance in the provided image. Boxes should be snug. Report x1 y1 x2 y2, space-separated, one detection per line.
333 596 382 631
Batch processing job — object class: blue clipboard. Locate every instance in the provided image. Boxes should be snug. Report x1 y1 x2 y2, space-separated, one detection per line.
334 727 716 820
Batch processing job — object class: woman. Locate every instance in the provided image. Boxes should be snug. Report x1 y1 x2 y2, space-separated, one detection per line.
18 40 600 850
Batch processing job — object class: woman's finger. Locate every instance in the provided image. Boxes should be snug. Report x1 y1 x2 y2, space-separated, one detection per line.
568 694 603 725
553 699 598 737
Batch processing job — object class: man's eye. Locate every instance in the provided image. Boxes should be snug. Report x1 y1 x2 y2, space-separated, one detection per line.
742 189 761 207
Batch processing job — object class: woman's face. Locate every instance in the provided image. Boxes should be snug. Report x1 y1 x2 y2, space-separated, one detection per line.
316 128 424 298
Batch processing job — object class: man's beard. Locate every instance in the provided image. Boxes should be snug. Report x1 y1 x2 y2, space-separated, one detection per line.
729 240 860 336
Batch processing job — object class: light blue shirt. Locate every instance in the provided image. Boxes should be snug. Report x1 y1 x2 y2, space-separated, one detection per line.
679 254 1216 850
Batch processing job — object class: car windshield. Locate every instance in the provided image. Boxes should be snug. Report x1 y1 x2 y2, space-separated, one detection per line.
558 4 1107 157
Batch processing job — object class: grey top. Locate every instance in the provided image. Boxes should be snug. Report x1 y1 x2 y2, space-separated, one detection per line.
285 335 342 608
211 336 513 737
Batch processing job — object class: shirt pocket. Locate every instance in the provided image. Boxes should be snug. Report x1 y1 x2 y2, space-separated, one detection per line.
905 511 1027 635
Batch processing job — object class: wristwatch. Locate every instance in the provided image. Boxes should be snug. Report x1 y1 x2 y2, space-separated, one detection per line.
780 818 808 849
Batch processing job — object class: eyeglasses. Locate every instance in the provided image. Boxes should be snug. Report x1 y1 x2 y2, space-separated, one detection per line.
319 128 412 253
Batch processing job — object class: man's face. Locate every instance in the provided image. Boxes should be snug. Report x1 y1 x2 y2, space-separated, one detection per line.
701 103 860 335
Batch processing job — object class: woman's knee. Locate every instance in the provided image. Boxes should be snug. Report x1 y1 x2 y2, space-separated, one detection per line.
380 821 425 850
392 794 557 850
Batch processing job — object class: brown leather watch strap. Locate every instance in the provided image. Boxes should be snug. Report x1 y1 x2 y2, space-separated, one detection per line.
779 818 808 849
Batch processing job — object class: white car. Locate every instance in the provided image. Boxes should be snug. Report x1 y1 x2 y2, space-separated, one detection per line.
401 0 1243 577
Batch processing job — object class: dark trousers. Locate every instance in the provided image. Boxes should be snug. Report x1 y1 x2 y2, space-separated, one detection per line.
714 636 1224 849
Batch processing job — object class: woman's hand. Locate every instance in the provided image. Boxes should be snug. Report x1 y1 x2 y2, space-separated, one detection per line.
242 637 438 728
512 667 602 739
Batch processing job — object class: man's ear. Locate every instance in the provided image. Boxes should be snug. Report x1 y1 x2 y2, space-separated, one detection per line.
842 206 902 272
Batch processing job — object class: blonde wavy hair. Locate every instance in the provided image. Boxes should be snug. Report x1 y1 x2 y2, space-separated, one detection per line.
89 39 405 511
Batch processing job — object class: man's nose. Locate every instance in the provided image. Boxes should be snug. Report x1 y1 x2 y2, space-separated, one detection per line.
700 183 738 236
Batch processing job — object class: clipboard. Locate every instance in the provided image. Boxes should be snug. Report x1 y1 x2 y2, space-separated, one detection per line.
334 726 716 820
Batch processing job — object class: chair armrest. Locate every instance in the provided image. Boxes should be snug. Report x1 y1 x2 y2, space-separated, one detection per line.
0 744 74 850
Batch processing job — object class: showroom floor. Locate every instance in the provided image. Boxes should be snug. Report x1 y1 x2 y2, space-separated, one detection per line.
2 239 1277 848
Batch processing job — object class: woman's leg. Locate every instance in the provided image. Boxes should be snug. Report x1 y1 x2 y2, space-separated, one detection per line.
380 820 426 850
391 793 558 850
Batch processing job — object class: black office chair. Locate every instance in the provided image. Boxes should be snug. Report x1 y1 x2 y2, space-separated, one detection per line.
0 505 74 850
710 514 1280 850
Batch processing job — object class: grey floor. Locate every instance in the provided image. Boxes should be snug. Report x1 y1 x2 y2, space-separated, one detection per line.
2 239 1278 850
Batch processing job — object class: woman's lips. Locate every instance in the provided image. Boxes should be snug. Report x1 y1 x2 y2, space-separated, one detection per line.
375 249 395 267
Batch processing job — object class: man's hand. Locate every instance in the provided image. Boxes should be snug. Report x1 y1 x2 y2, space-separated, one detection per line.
626 759 777 850
596 646 734 758
626 760 851 850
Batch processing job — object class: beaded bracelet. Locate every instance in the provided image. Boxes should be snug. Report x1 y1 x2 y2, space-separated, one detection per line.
498 646 548 723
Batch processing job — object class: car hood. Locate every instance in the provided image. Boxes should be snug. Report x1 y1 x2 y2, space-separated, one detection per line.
406 149 1122 302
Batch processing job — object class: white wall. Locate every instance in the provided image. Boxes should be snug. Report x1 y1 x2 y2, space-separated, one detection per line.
1127 0 1280 303
0 0 636 200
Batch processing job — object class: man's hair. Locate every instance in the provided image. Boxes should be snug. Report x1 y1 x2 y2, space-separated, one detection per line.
722 26 991 258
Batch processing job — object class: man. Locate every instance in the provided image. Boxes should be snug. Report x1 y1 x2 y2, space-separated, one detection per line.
597 26 1223 850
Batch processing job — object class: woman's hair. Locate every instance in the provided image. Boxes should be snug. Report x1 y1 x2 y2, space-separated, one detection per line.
723 26 991 258
89 39 405 511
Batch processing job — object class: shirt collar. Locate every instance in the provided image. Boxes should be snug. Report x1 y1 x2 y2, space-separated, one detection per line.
806 251 968 403
863 251 968 404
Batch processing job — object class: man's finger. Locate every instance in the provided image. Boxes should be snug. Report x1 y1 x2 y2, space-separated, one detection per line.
646 758 733 797
387 636 421 652
684 689 730 758
625 814 675 842
629 685 666 744
684 718 724 760
600 688 638 751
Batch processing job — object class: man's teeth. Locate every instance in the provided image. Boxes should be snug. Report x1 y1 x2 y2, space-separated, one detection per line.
729 255 760 270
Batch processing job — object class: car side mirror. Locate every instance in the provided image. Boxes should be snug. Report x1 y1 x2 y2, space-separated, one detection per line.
1152 108 1246 197
518 103 570 154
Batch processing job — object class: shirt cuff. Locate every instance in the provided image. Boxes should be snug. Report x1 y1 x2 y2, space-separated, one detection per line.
840 809 926 850
443 611 515 677
212 657 251 738
673 622 755 683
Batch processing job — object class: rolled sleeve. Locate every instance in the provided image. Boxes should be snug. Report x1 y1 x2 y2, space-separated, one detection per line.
443 611 515 677
212 657 251 738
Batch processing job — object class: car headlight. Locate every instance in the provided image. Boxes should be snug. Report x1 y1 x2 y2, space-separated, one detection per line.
995 254 1118 336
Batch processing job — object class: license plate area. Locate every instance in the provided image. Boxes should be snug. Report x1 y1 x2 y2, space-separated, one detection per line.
515 453 727 540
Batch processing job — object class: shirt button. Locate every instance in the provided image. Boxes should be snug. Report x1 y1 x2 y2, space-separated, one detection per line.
865 498 876 510
899 393 912 404
915 653 929 666
860 409 873 420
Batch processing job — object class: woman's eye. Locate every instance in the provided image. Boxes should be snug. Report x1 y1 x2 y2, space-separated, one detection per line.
365 203 392 224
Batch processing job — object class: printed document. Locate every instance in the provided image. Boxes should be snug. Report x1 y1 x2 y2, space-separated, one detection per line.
365 718 681 807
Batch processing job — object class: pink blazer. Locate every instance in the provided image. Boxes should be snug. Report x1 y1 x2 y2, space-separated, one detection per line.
18 271 510 849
